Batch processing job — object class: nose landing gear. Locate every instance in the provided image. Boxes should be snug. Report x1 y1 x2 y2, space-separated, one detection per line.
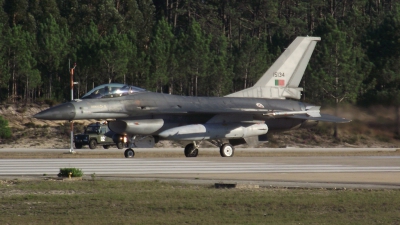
124 135 136 158
124 148 135 158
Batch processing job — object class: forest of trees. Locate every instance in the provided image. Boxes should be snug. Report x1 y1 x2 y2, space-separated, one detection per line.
0 0 399 108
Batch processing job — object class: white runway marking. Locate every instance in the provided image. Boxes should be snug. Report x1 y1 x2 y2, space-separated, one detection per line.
1 158 400 175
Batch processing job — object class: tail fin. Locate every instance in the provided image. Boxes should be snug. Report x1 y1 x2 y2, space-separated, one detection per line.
226 36 321 99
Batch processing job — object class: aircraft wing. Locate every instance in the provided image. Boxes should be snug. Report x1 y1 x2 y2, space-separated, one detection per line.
188 107 350 123
105 107 350 123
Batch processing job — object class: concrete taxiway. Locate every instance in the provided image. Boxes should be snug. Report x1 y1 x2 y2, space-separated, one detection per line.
0 147 399 189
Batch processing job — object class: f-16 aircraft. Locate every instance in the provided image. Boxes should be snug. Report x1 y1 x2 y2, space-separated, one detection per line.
34 36 350 158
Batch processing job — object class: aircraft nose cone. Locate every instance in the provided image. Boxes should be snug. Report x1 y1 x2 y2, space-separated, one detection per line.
34 103 76 120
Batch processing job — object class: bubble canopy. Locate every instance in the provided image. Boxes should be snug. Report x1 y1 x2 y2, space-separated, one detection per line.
80 83 146 99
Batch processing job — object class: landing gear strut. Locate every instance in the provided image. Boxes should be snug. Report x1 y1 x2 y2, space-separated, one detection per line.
182 141 235 157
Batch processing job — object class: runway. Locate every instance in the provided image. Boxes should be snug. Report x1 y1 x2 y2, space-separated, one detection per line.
1 153 400 189
0 147 398 153
2 156 400 174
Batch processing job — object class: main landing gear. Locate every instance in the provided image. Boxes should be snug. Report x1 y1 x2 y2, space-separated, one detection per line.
183 141 235 158
122 136 235 158
219 143 234 157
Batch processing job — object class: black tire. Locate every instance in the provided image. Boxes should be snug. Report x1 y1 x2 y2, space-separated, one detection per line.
184 143 199 157
124 149 135 158
220 143 234 157
75 143 83 149
89 139 97 149
191 148 199 157
116 142 124 149
103 145 110 149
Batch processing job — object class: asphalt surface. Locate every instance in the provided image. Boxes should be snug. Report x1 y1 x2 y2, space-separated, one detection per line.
0 147 398 153
0 148 399 189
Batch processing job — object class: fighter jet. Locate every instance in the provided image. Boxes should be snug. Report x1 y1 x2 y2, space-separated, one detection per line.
34 36 350 158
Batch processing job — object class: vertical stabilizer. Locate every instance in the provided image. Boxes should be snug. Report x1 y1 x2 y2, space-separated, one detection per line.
226 36 321 99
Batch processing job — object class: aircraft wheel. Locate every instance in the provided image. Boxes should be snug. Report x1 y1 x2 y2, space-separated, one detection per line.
220 144 234 157
75 143 83 149
124 149 135 158
116 142 124 149
89 139 97 149
184 143 199 157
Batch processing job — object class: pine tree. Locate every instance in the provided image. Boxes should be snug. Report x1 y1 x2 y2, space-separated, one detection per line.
76 21 102 94
136 0 156 50
0 12 9 93
96 0 123 35
5 25 40 102
206 34 233 96
364 6 400 136
30 0 61 24
308 15 365 137
126 30 149 87
37 15 70 99
116 0 143 33
180 19 211 96
98 26 133 84
233 35 271 91
3 0 28 27
148 19 176 92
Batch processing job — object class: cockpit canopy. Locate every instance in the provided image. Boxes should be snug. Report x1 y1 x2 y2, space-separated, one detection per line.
81 83 146 99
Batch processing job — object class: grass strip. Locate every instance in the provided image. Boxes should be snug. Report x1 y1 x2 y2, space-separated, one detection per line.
0 179 399 224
